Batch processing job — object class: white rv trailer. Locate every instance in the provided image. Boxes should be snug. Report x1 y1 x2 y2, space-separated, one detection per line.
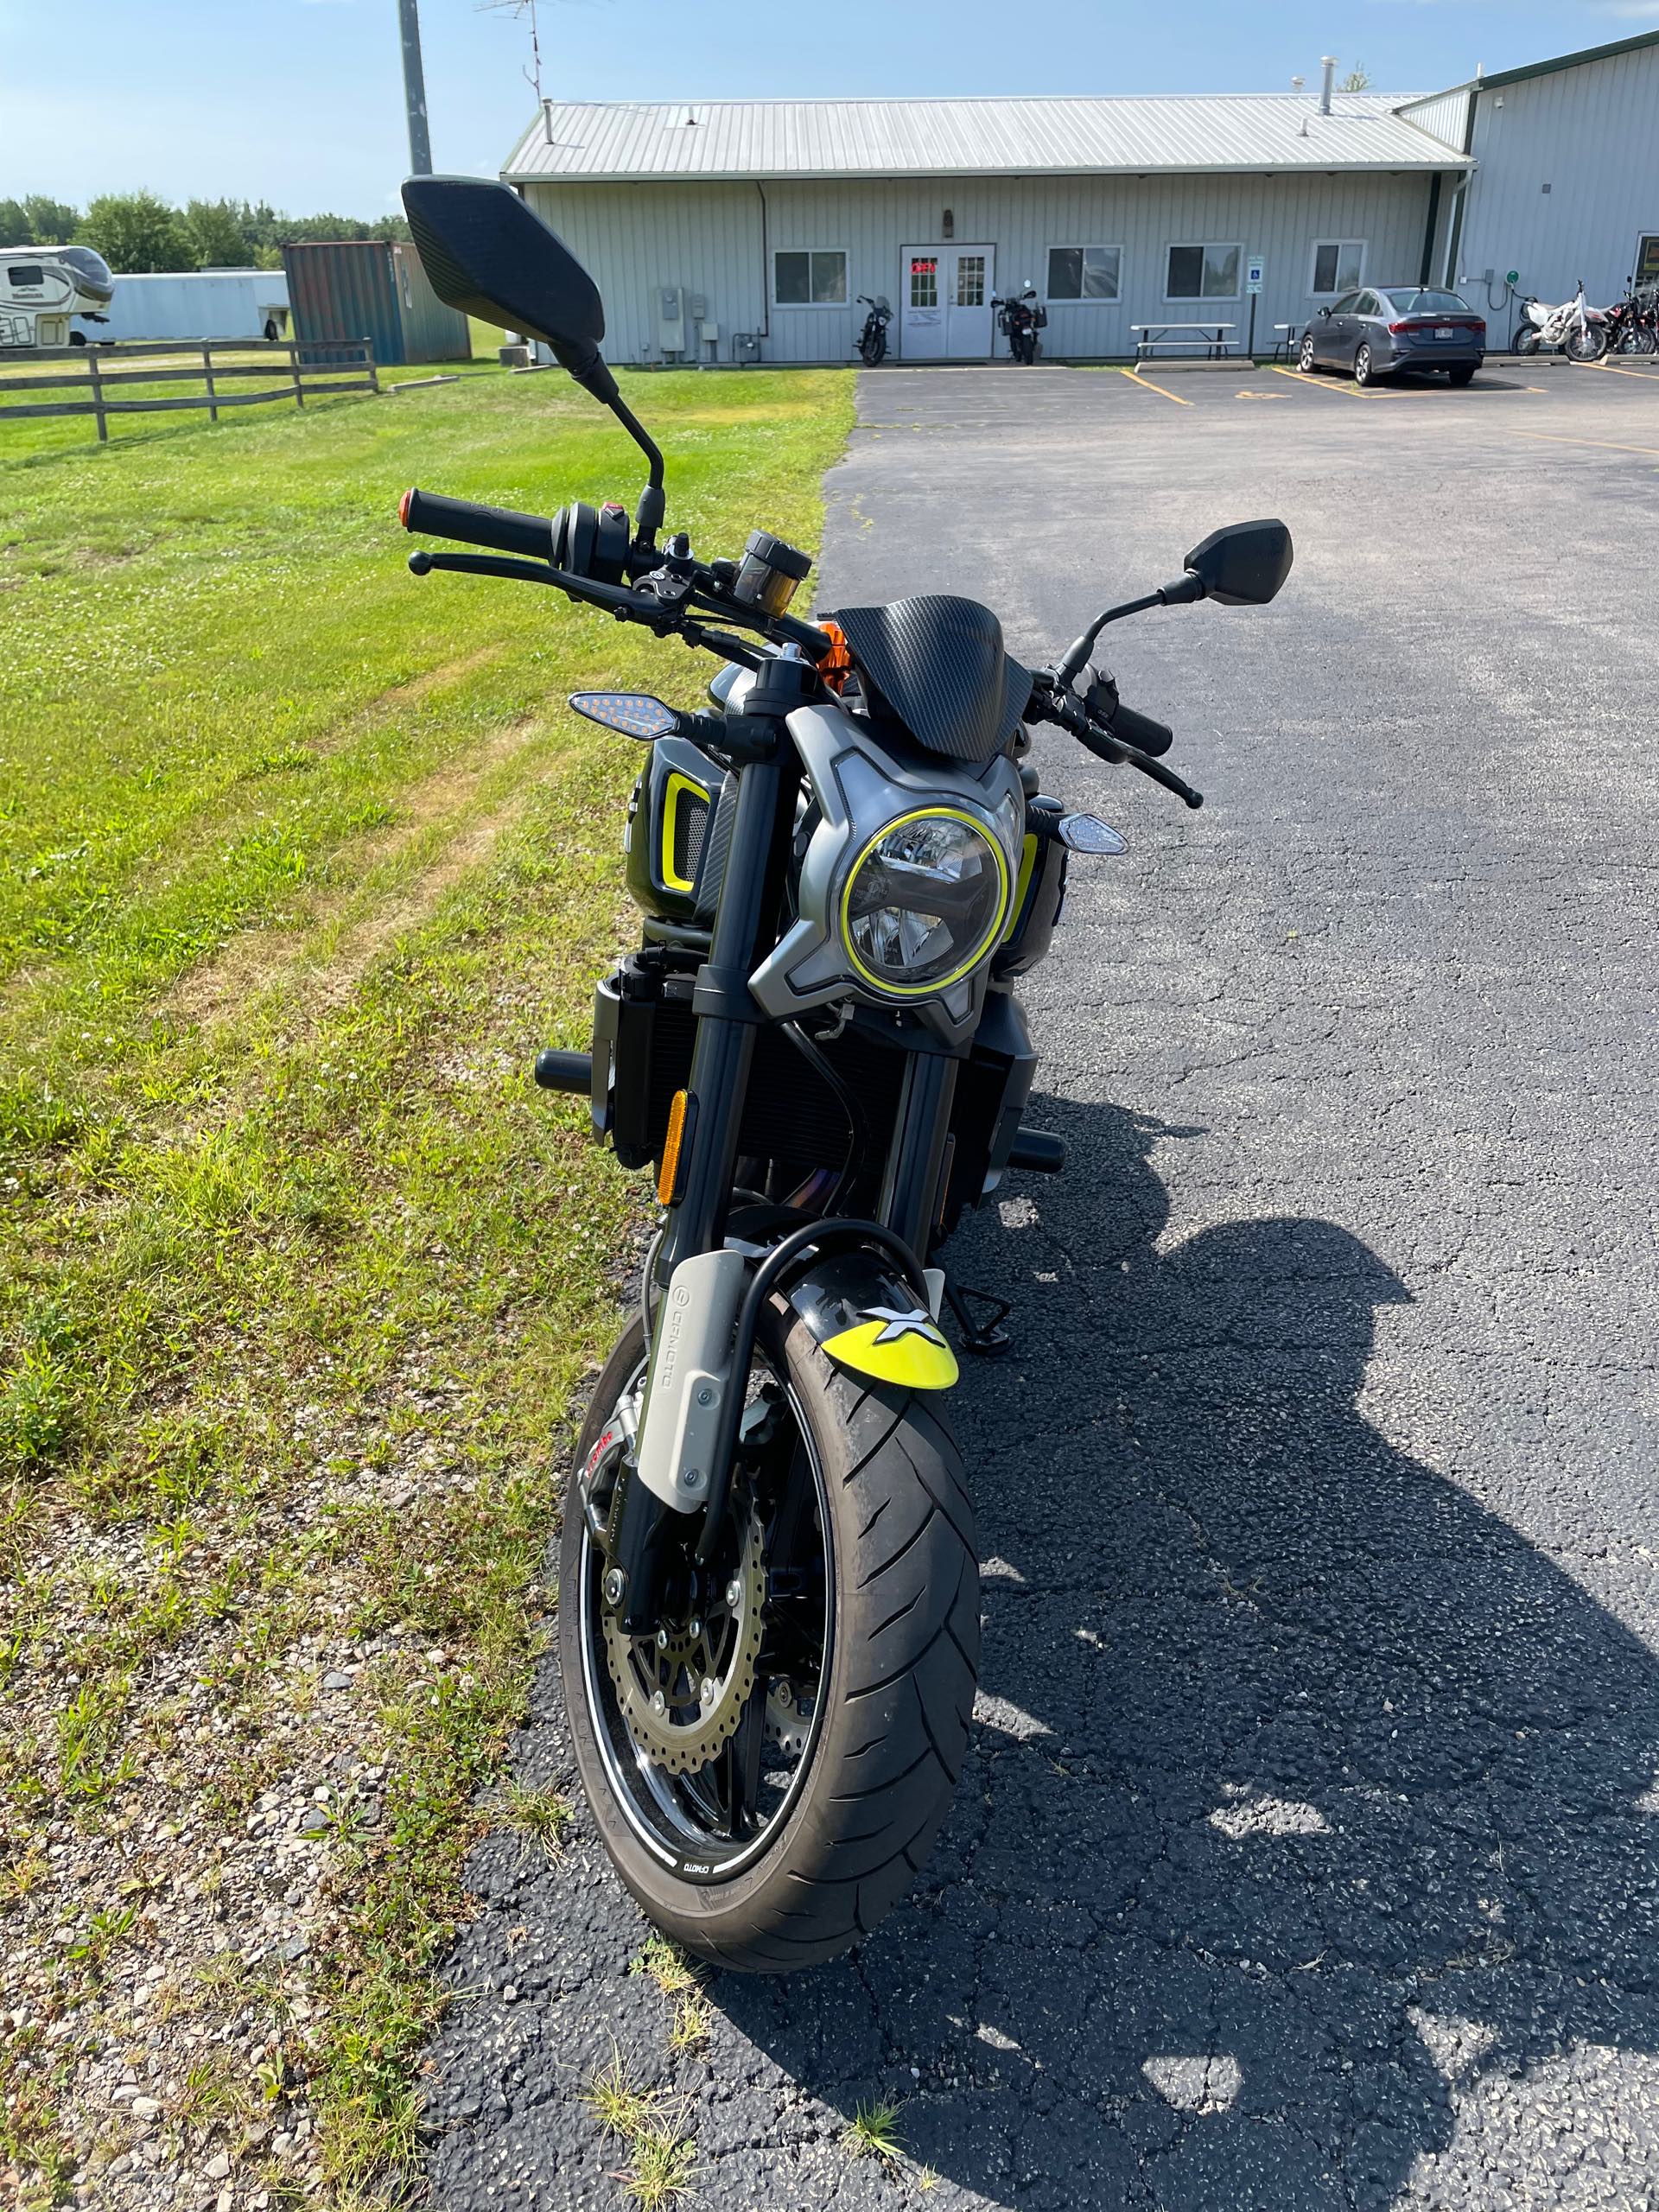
0 245 115 347
95 270 291 345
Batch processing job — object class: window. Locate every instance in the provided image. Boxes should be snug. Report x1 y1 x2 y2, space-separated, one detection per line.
772 248 848 307
1165 243 1241 302
907 255 938 309
955 253 986 308
1379 287 1470 315
1327 291 1362 315
7 265 45 289
1354 291 1380 317
1046 245 1122 302
1311 239 1366 296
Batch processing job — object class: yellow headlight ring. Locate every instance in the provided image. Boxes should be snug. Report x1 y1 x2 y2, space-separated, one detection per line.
838 805 1011 999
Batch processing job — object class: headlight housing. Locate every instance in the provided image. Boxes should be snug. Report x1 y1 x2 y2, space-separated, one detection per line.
840 808 1010 996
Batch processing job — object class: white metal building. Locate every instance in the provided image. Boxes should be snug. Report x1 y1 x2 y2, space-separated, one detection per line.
1401 29 1659 340
505 91 1467 365
502 30 1659 366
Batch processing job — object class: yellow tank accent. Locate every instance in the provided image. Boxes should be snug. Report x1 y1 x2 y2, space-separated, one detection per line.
820 1314 959 1390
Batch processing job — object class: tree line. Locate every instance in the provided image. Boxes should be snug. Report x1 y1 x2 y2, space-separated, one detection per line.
0 192 410 274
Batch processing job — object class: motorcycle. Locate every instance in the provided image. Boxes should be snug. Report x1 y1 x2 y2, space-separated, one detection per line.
855 293 892 366
1513 282 1608 362
1603 287 1659 357
994 283 1045 364
397 176 1293 1970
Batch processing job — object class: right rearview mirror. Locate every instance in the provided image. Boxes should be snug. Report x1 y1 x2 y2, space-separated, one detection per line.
1183 519 1294 607
402 175 616 402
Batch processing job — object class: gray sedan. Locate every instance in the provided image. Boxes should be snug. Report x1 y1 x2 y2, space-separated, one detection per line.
1299 286 1487 386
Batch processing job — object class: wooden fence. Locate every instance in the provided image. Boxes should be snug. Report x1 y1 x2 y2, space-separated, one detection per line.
0 337 378 442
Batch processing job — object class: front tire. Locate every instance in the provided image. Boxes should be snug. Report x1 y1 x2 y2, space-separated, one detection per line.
1566 326 1605 363
561 1305 980 1972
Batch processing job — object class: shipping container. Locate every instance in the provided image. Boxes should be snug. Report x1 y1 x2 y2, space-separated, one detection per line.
283 239 469 366
94 269 290 344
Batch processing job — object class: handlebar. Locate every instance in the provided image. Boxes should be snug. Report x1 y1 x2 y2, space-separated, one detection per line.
1105 700 1174 758
399 486 554 562
1027 674 1202 809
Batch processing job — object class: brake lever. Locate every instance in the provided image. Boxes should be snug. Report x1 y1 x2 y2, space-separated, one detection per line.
1118 743 1204 810
1029 673 1203 810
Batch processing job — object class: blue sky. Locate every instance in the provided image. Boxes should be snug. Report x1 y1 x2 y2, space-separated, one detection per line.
3 0 1652 218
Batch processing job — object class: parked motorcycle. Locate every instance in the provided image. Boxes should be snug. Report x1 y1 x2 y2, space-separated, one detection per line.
1603 288 1659 356
994 283 1045 364
855 293 892 366
397 177 1293 1971
1513 282 1608 361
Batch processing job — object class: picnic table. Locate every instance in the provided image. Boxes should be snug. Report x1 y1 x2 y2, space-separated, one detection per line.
1131 321 1236 360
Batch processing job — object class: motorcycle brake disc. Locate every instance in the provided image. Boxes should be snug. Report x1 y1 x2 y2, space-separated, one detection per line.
601 1511 766 1776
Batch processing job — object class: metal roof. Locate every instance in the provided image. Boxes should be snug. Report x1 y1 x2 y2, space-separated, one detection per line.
504 95 1467 184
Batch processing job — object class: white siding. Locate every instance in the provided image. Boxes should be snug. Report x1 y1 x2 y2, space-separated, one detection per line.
525 171 1448 365
1396 88 1473 156
1455 44 1659 311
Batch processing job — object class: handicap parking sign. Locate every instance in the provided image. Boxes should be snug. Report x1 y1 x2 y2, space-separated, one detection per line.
1246 258 1265 295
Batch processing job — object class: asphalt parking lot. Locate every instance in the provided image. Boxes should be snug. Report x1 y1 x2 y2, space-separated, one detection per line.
425 359 1659 2210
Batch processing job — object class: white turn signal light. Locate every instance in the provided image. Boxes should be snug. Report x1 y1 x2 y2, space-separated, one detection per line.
1057 813 1128 855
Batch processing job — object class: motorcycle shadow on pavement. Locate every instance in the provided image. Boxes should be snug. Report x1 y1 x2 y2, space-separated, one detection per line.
711 1094 1659 2209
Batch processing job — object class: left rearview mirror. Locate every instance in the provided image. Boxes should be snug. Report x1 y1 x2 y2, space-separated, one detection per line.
402 175 617 402
1183 519 1294 607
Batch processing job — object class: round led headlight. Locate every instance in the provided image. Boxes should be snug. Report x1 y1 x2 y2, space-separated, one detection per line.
840 808 1010 997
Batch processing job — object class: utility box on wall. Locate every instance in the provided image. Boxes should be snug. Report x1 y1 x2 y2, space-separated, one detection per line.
657 286 686 359
731 332 760 365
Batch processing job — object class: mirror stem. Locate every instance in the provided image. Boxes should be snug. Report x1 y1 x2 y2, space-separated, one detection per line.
607 392 665 548
1055 589 1173 689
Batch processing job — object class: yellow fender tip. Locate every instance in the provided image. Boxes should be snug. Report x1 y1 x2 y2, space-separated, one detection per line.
821 1316 960 1390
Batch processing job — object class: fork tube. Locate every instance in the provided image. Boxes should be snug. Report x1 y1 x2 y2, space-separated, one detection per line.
879 1051 958 1261
658 755 782 1273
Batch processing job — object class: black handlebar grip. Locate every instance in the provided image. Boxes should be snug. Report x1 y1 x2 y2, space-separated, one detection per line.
399 486 555 562
1109 701 1175 759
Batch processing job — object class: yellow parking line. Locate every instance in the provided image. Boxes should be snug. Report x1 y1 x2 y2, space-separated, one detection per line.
1117 365 1192 406
1511 428 1659 459
1585 358 1659 380
1268 363 1361 398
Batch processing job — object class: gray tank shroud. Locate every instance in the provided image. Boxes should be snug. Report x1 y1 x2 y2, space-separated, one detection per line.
733 670 1025 1050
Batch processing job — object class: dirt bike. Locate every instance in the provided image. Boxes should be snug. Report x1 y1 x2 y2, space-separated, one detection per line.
397 176 1293 1970
855 293 892 365
1514 283 1608 361
993 285 1045 364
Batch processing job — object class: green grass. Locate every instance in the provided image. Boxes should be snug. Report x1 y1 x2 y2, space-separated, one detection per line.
0 359 853 2202
843 2099 906 2162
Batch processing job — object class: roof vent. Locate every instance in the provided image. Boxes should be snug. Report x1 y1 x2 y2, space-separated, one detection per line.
1319 56 1336 115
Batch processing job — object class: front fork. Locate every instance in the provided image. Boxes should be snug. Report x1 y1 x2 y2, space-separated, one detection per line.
604 657 806 1632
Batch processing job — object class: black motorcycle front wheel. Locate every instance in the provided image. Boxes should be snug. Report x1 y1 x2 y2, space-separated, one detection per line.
560 1302 979 1971
858 329 887 365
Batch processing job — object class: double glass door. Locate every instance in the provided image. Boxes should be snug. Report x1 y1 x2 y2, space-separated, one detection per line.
899 245 995 359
